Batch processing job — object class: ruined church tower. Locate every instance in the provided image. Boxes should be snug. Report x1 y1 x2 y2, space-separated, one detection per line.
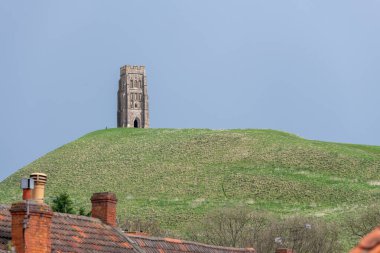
117 65 149 128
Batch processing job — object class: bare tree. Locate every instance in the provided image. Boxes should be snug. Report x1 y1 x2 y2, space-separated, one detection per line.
257 216 341 253
187 207 270 248
186 207 342 253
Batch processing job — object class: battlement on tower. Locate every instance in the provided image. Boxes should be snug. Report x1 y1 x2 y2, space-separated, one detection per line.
120 65 146 75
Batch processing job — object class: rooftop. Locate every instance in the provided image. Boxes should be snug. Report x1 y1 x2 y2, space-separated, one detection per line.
0 204 255 253
128 234 255 253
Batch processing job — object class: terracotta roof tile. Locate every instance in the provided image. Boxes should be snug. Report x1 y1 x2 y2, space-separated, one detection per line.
0 205 11 251
0 204 256 253
0 205 138 253
164 238 183 244
351 226 380 253
128 234 256 253
359 228 380 249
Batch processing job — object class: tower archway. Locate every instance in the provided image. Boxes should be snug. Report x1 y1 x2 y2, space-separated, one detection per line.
134 118 140 128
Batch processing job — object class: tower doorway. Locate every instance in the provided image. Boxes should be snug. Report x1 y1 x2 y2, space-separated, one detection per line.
134 118 140 128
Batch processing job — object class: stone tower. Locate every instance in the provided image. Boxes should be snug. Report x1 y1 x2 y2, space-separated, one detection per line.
117 65 149 128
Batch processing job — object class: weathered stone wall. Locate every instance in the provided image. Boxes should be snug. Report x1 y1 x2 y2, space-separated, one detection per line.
117 65 149 128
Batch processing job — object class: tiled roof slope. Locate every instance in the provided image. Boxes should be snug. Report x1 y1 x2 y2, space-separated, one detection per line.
350 226 380 253
51 213 137 253
1 205 255 253
0 205 139 253
128 234 256 253
0 205 11 251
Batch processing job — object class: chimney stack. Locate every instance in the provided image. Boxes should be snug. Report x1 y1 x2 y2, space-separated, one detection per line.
91 192 118 226
29 173 47 203
10 174 53 253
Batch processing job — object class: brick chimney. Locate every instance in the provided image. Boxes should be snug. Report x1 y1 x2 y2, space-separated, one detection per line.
91 192 118 226
10 174 53 253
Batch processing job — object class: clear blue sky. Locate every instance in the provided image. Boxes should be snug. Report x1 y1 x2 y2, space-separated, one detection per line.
1 0 379 181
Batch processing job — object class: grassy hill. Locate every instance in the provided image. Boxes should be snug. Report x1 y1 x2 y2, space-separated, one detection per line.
1 128 380 235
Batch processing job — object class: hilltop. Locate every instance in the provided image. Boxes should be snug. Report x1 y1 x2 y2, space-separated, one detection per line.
1 128 380 234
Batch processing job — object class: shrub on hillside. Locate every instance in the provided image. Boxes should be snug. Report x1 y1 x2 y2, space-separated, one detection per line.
346 204 380 238
52 192 75 214
51 192 90 216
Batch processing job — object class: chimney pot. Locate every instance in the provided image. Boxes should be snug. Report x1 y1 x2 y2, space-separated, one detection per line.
30 173 47 203
91 192 118 226
22 189 32 201
20 178 34 201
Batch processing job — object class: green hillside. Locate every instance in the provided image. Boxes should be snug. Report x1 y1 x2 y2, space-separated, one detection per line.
1 128 380 233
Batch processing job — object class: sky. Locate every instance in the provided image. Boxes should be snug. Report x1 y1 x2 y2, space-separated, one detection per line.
0 0 379 181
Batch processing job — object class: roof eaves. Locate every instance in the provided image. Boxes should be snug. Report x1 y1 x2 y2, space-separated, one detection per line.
128 234 256 252
111 227 146 253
